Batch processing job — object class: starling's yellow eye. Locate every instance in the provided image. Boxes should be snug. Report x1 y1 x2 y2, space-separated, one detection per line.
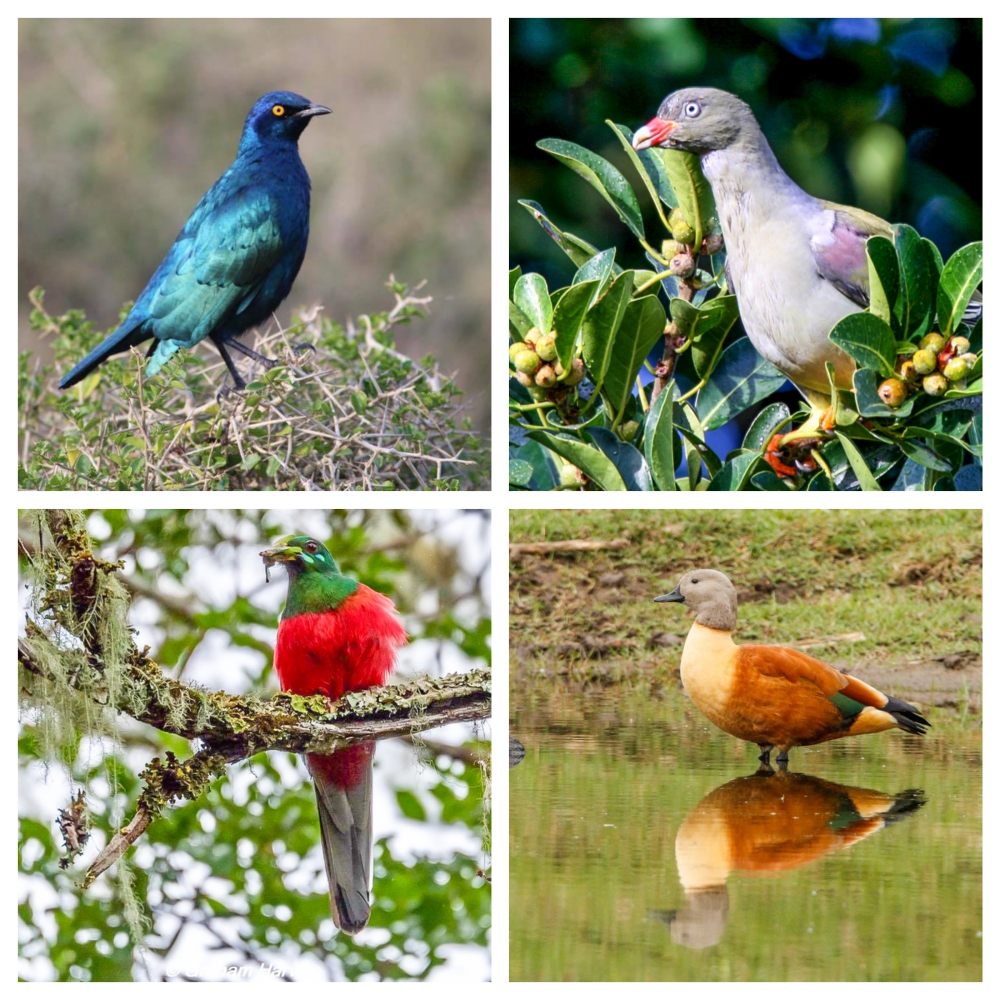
272 105 286 117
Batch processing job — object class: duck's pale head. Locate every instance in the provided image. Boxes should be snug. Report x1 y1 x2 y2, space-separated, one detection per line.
655 569 738 631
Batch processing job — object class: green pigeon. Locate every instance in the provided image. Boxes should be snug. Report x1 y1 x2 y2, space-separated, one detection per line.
632 87 981 430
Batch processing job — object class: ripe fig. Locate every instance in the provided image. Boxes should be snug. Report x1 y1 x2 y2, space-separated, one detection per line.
877 378 907 407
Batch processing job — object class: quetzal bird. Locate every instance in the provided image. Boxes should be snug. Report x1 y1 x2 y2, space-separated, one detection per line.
261 535 408 934
59 91 330 391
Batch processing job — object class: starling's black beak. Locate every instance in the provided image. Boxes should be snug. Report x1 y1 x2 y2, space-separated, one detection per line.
654 584 685 604
294 103 332 119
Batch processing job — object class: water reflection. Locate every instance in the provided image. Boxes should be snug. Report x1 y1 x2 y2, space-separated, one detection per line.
657 768 926 949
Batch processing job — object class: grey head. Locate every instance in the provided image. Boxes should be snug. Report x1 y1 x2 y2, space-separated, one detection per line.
632 87 761 155
654 568 738 631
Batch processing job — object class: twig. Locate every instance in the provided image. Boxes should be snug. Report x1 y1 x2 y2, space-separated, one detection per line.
509 539 631 557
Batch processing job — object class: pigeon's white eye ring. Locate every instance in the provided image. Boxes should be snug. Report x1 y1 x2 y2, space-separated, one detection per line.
684 101 701 118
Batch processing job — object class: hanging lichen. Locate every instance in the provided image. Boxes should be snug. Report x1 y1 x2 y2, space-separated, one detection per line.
19 510 147 956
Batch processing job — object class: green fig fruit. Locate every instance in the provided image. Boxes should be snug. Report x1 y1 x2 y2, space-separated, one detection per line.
912 349 937 375
536 335 557 362
514 350 541 375
667 207 695 245
943 357 969 381
922 373 948 396
919 332 945 355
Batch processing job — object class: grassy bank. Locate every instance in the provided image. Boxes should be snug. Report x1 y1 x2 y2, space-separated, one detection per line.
509 509 982 720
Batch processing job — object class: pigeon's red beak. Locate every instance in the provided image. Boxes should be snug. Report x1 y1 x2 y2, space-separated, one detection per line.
632 117 676 151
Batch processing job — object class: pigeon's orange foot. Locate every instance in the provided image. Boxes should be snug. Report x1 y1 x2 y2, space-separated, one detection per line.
819 406 837 431
764 433 821 478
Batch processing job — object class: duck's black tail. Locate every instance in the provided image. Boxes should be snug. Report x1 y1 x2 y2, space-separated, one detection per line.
884 694 930 736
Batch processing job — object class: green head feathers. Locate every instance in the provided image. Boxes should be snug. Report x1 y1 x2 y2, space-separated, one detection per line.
260 535 358 617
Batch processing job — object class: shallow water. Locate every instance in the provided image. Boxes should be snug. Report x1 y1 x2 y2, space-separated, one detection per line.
510 685 981 982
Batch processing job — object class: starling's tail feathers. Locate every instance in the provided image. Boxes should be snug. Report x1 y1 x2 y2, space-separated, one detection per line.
58 321 146 389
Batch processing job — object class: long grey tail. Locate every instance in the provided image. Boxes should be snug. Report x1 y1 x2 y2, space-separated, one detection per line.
310 746 374 935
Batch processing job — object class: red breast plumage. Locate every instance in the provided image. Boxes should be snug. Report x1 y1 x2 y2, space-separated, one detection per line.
262 536 408 934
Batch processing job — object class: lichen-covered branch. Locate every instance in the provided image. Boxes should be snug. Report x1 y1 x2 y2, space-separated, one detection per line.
18 636 491 759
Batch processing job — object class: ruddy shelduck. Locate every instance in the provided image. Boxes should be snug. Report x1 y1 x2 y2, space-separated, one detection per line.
655 569 930 764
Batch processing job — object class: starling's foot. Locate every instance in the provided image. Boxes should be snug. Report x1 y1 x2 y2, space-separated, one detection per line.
227 337 280 370
291 343 318 356
216 380 246 403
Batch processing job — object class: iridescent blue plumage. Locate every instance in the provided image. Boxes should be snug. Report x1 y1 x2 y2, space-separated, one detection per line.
59 90 330 390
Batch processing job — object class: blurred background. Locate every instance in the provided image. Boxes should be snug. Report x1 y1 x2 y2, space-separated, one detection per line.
511 17 982 286
19 19 490 431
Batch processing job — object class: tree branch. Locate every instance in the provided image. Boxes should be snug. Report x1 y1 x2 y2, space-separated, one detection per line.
18 636 491 760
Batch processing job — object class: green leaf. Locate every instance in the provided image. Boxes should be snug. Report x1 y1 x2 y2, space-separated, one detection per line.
866 236 899 328
581 270 635 397
508 267 522 301
671 295 740 381
937 241 983 339
509 459 533 487
536 138 644 239
643 382 676 490
572 249 616 301
750 469 792 491
893 223 933 339
526 430 626 491
509 299 532 339
648 147 716 249
806 470 835 490
922 238 943 326
705 449 766 491
829 312 897 377
517 199 613 271
697 337 787 431
896 436 952 472
891 457 930 491
608 121 677 218
551 279 599 371
513 273 552 334
588 428 652 490
674 404 721 485
396 789 427 821
510 439 557 490
970 410 982 465
954 464 982 490
742 402 791 452
825 360 859 427
601 295 666 422
833 431 882 491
